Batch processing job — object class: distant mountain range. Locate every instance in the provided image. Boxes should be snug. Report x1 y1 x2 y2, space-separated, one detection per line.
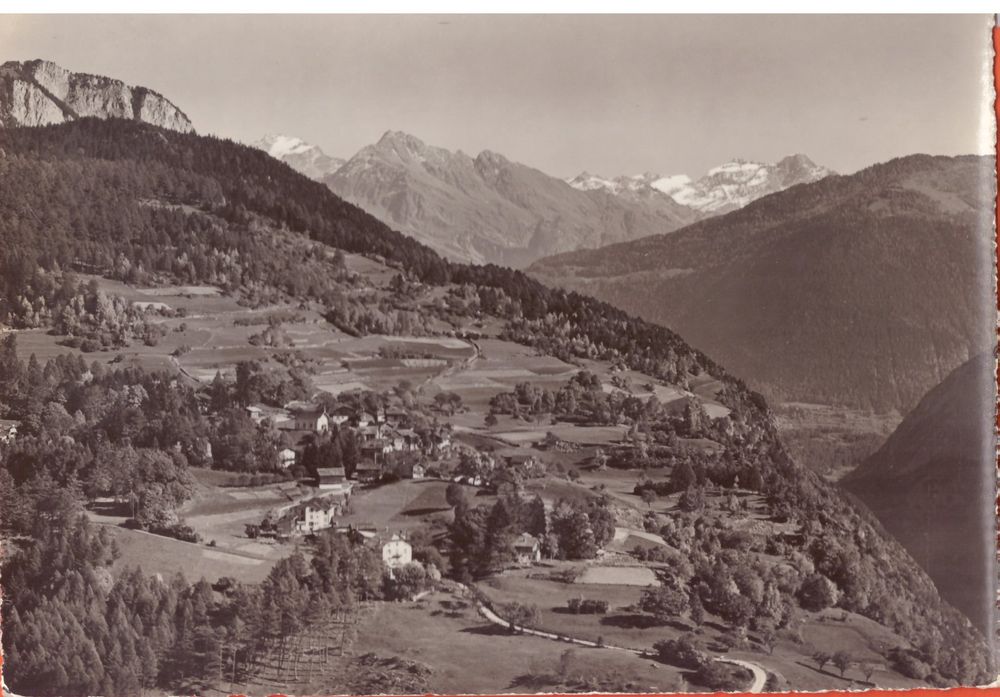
322 130 705 267
0 59 192 132
252 134 345 181
568 154 832 214
843 353 995 633
531 154 995 413
251 130 830 266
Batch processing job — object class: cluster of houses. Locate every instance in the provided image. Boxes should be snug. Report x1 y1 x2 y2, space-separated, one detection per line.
245 401 453 479
250 504 416 572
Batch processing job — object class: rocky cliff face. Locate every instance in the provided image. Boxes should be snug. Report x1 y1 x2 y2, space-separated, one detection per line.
0 60 192 132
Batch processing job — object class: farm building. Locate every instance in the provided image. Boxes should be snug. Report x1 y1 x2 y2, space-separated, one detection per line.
411 463 426 480
317 466 347 488
132 300 171 312
354 459 382 483
329 405 354 426
506 454 539 469
512 533 541 565
384 406 409 426
248 404 291 427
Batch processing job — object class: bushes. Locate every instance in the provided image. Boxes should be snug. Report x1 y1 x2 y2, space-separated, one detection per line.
500 601 540 631
692 662 752 691
653 636 707 669
889 648 932 681
566 598 608 614
640 585 689 622
149 521 201 543
797 573 840 611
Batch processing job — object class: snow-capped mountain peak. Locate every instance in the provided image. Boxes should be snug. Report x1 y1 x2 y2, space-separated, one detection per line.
257 134 315 159
251 134 345 181
568 155 833 215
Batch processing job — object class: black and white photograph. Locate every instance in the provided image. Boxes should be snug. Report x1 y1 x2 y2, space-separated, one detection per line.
0 10 996 696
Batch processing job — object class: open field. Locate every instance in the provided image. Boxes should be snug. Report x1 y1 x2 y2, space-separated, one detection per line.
478 570 684 650
478 572 926 691
576 566 659 586
336 479 486 532
347 589 685 694
105 525 273 585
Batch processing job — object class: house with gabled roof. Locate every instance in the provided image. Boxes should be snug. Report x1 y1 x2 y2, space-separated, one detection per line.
513 532 541 565
291 405 329 433
316 466 347 488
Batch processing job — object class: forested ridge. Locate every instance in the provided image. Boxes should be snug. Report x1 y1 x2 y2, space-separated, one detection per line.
530 154 994 411
0 119 993 694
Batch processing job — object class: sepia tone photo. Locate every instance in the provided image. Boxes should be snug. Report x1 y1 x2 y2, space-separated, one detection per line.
0 12 996 696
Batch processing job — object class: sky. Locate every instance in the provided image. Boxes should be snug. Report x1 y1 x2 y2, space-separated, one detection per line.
0 14 993 178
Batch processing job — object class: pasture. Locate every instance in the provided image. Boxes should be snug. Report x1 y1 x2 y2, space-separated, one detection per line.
576 566 660 586
105 525 273 585
349 589 684 694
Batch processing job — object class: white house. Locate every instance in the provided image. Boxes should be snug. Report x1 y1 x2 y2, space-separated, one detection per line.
278 448 297 469
0 420 19 445
293 407 329 433
381 533 413 569
276 496 346 536
513 533 541 565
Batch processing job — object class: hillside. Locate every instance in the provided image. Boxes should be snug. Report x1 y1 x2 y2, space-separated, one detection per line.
0 119 993 694
531 154 995 413
568 154 832 215
325 130 702 266
842 353 996 634
0 59 192 131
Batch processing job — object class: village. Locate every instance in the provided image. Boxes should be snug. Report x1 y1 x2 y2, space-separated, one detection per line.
1 267 945 696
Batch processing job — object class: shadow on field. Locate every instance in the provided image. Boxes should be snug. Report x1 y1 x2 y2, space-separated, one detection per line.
461 623 513 636
599 613 683 631
401 506 451 517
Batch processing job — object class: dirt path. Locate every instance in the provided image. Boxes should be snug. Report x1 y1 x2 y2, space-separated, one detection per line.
469 587 770 693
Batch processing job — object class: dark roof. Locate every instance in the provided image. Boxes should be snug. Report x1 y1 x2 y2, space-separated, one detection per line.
356 460 382 471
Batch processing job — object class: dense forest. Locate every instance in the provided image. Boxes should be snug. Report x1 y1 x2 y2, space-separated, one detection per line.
0 120 993 693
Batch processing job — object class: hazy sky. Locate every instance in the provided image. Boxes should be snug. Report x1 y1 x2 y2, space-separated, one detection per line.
0 14 993 177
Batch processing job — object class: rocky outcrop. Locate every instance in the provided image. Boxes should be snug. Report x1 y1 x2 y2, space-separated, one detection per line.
0 59 192 132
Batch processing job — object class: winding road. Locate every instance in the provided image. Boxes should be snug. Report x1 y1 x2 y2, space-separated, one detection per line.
469 589 769 693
